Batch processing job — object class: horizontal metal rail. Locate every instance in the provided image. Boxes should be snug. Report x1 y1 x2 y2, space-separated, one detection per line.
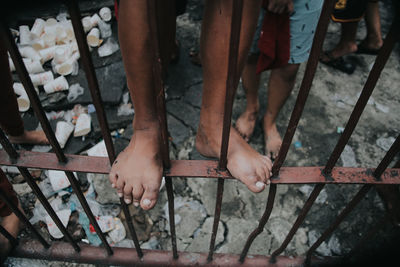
1 150 398 183
9 239 329 267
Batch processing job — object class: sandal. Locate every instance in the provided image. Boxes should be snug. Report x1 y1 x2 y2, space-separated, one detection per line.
320 51 356 74
356 43 381 55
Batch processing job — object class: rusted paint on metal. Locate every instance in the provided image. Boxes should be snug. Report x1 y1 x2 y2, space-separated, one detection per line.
10 239 325 266
1 150 399 184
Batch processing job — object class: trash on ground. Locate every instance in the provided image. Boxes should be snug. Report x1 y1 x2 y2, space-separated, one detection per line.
45 209 71 238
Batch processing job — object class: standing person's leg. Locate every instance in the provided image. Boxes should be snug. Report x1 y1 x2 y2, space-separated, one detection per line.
196 0 273 193
358 0 383 53
235 54 261 142
0 42 47 145
109 0 175 209
263 64 299 159
0 170 23 259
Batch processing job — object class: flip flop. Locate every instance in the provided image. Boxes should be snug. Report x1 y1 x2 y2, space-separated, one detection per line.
320 51 356 74
356 44 381 55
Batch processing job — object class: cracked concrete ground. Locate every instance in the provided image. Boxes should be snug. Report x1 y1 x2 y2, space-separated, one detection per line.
4 0 400 266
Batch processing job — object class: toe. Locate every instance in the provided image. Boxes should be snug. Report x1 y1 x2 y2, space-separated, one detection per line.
108 171 118 189
115 177 125 198
140 183 160 210
243 175 265 193
132 186 144 207
123 185 133 204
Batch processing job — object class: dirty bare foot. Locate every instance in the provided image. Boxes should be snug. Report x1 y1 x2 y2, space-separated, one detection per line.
196 117 272 193
0 203 24 260
263 115 282 160
8 130 49 145
109 122 163 210
235 109 258 142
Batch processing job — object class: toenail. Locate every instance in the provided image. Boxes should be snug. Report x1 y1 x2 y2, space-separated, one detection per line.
118 193 123 198
111 183 115 188
133 201 139 207
256 181 265 189
143 199 151 206
266 179 271 185
270 172 273 177
125 199 131 204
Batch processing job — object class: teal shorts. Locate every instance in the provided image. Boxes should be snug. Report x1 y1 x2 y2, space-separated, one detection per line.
250 0 323 64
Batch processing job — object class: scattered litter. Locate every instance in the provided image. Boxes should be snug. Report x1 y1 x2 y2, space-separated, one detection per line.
43 75 69 94
117 103 134 116
74 113 92 137
99 7 112 22
79 212 102 245
340 145 357 167
294 141 302 148
96 216 115 233
87 104 96 113
98 37 119 57
376 136 395 151
48 170 71 191
98 20 112 38
337 127 344 134
87 28 101 47
108 217 126 243
55 121 74 148
13 83 30 112
112 239 134 248
67 83 85 102
374 101 389 113
31 145 52 153
45 209 71 239
87 140 108 157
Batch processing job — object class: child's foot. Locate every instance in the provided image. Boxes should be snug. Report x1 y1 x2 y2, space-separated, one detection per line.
263 116 282 160
235 109 258 142
0 203 24 260
109 122 163 210
8 130 49 145
196 117 272 193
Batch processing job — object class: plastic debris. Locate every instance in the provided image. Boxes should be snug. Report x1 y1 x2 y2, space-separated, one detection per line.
117 103 134 116
79 212 102 245
99 7 112 22
340 145 357 167
374 101 389 113
45 209 71 239
48 170 71 191
74 113 92 137
376 136 395 151
87 140 108 157
96 216 115 233
108 217 126 243
294 141 302 148
67 83 85 102
87 104 96 113
55 121 74 148
98 37 119 57
98 19 112 38
337 127 344 133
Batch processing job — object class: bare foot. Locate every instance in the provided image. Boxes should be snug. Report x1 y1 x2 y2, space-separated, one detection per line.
235 110 258 142
263 116 282 160
8 130 49 145
320 41 358 62
196 118 272 193
109 123 163 210
0 203 24 260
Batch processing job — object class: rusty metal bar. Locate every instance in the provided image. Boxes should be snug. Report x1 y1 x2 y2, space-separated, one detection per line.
0 224 18 248
218 0 243 170
0 21 113 255
0 131 19 161
239 184 277 262
147 0 177 259
269 184 325 262
1 150 400 183
271 0 336 176
10 239 329 267
207 178 224 261
341 214 389 263
0 130 80 252
304 184 372 266
324 19 399 174
374 135 400 179
0 188 50 248
65 0 143 257
305 137 400 266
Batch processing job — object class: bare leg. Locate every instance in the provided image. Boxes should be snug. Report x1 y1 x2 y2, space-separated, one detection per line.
321 21 358 61
359 1 383 50
8 130 48 145
0 203 24 259
263 63 299 159
235 54 260 142
196 0 272 192
109 0 175 210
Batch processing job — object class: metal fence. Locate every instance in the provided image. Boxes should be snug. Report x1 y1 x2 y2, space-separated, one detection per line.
0 0 399 266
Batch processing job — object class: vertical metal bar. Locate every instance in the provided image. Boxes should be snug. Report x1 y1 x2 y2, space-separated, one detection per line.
0 224 18 248
239 184 277 262
270 184 325 262
207 178 224 262
147 0 177 259
324 20 399 174
373 134 400 179
304 184 372 266
0 130 80 252
219 0 243 170
305 137 400 266
0 21 113 255
0 188 50 248
271 0 336 176
65 0 143 257
341 214 388 263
